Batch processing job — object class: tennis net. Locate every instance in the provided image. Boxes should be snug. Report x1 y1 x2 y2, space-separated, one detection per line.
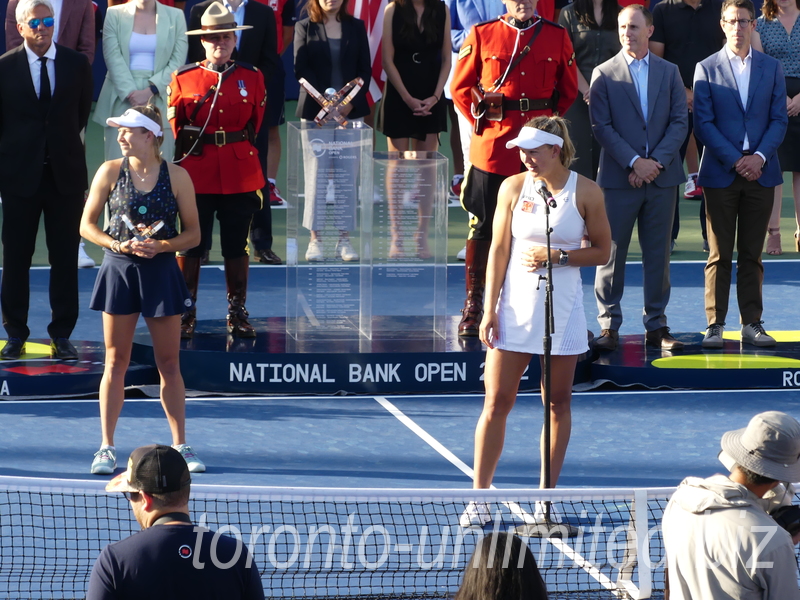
0 476 676 599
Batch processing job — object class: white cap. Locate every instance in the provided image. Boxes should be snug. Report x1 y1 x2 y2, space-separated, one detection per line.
505 126 563 150
106 108 163 138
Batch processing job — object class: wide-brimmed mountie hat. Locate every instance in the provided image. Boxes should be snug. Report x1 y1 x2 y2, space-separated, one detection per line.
186 1 252 35
106 444 191 494
719 411 800 482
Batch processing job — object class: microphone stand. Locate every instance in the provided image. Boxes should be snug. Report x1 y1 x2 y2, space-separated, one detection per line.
513 183 559 539
540 193 555 514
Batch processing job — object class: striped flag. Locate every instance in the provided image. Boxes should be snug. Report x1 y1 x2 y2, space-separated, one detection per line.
349 0 388 104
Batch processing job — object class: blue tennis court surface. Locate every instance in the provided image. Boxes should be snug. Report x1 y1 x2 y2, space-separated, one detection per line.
3 388 799 487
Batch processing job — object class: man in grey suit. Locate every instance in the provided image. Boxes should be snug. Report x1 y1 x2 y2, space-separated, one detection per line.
589 4 688 351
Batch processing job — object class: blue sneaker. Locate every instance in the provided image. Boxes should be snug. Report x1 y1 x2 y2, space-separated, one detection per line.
91 446 116 475
173 444 206 473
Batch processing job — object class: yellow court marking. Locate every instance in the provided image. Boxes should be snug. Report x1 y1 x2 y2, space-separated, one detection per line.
653 354 800 369
710 330 800 343
0 341 52 360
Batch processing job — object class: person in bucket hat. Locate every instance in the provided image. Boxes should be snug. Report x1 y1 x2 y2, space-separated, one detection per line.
662 411 800 600
87 445 265 600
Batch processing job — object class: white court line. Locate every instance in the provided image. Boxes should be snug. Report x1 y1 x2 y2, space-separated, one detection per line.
374 395 475 479
374 395 621 594
373 396 619 589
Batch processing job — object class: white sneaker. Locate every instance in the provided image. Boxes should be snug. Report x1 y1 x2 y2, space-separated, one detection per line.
173 444 206 473
78 242 95 268
684 173 703 199
741 321 776 347
91 446 116 475
305 239 324 262
702 323 724 349
459 501 492 527
335 238 359 261
456 245 467 261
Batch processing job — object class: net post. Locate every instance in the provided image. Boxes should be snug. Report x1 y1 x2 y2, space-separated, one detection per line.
616 488 651 599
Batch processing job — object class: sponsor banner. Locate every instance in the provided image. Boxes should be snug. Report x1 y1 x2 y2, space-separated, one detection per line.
178 351 545 395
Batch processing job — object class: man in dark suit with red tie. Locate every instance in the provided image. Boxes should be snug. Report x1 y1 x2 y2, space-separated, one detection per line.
0 0 93 360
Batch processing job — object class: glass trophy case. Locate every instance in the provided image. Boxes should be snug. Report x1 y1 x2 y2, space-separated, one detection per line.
286 121 373 340
371 151 448 340
286 123 447 343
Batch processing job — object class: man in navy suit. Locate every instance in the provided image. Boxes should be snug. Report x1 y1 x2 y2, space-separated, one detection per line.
693 0 787 349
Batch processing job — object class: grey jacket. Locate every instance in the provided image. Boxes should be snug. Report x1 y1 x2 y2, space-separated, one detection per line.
589 51 688 189
662 475 800 600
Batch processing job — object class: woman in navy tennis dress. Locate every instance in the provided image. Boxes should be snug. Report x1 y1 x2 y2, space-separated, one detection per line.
460 116 611 527
80 105 205 476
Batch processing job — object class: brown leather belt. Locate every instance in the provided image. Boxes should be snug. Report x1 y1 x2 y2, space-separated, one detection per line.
201 129 249 147
503 97 552 112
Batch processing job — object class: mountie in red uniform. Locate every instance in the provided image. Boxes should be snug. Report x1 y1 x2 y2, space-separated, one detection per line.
449 14 577 337
168 61 266 195
451 15 578 177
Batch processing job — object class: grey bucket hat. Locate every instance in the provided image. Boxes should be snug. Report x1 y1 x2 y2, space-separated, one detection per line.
720 411 800 482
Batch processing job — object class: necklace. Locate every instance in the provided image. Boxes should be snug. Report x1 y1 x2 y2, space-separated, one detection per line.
129 161 150 183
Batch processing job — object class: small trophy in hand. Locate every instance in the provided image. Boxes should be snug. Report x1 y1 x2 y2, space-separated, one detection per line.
121 214 165 242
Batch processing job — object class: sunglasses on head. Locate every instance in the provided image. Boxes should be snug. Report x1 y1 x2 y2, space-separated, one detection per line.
27 17 54 29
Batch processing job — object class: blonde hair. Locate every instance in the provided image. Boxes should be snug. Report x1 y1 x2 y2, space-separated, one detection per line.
131 104 164 161
524 116 576 168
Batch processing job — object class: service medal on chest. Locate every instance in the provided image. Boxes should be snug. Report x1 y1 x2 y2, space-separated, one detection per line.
238 80 248 97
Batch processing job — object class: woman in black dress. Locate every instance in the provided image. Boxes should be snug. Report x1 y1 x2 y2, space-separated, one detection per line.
379 0 451 258
379 0 451 150
80 105 204 476
294 0 371 262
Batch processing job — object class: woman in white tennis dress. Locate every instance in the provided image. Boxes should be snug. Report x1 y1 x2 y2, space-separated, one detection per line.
461 117 611 527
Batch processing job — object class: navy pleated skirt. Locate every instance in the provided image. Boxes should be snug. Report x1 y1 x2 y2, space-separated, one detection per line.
90 249 193 317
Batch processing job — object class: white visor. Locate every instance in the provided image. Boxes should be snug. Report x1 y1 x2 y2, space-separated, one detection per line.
505 126 563 150
107 109 163 138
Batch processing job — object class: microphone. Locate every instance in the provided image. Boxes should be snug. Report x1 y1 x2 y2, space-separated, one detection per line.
534 180 557 208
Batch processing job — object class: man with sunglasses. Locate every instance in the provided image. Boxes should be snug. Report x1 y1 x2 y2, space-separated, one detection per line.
0 0 92 361
692 0 788 350
5 0 95 63
662 412 800 600
87 445 265 600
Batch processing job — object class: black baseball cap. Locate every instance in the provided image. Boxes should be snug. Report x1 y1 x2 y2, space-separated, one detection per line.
106 444 191 494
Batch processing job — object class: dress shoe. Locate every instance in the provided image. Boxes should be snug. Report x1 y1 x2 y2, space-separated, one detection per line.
0 338 25 360
594 329 618 351
256 249 282 265
645 327 684 351
51 338 78 361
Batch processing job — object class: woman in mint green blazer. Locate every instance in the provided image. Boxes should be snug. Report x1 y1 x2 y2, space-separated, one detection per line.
93 0 187 161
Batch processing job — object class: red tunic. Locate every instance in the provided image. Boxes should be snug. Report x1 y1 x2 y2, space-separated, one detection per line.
168 62 266 195
451 16 578 176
